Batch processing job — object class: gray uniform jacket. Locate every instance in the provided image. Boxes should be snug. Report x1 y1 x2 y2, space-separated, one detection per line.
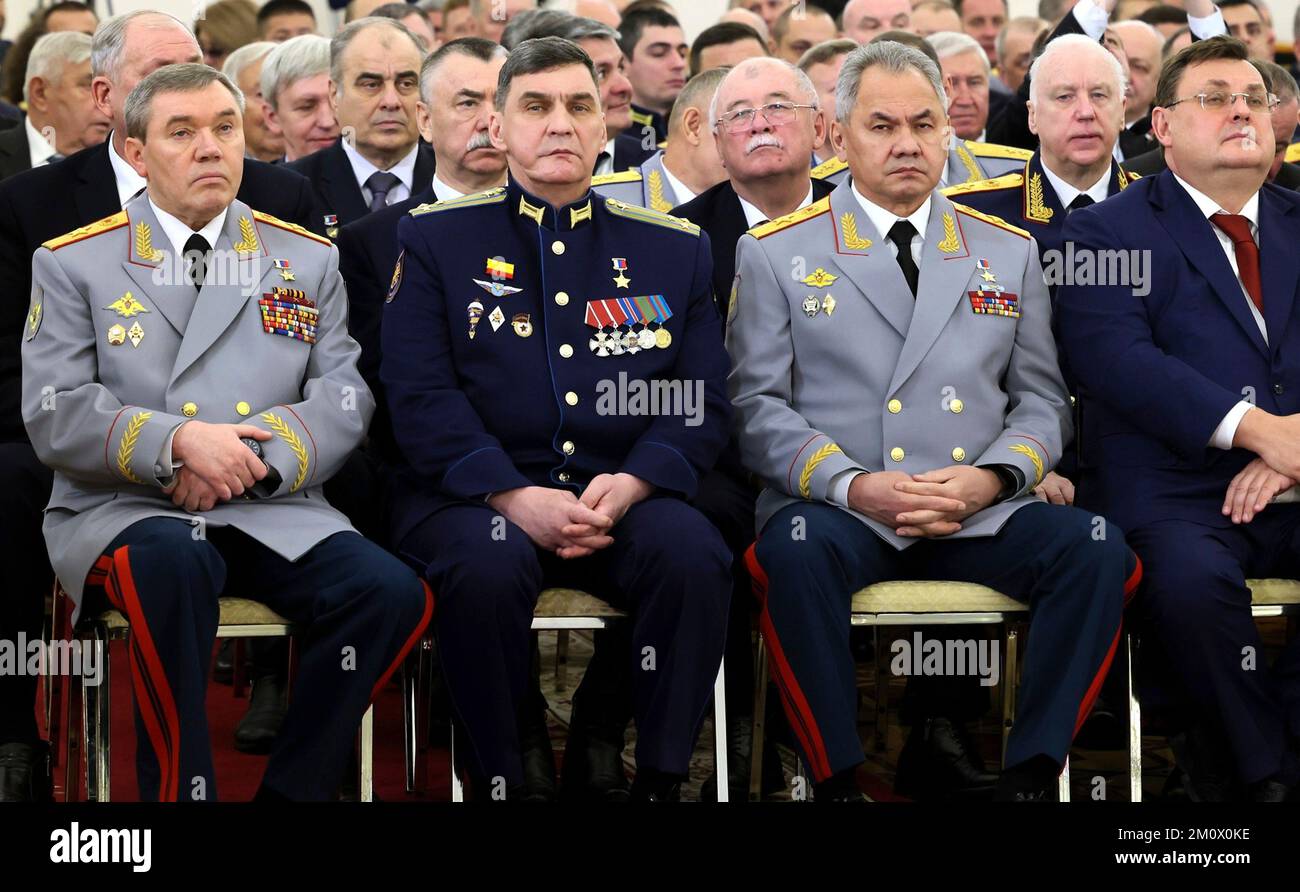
591 151 690 212
726 178 1069 548
22 193 372 613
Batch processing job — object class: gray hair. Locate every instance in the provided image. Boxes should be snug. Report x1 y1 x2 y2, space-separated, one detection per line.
91 10 195 80
926 31 990 75
669 66 728 133
419 36 507 103
995 16 1046 61
1028 33 1125 105
708 57 820 131
124 62 244 141
500 9 572 50
330 16 426 90
836 40 948 123
554 16 620 45
260 33 330 110
222 40 276 84
494 36 596 111
25 31 93 104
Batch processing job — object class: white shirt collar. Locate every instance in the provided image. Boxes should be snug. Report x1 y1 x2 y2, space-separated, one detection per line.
594 138 617 176
737 183 814 228
431 172 466 202
851 182 932 245
658 158 696 206
1171 171 1260 232
340 137 419 199
107 133 148 207
147 196 228 262
1040 159 1111 210
24 117 58 167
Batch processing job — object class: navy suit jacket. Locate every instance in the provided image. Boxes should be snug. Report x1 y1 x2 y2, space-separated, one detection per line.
1058 171 1300 532
287 139 436 232
380 177 730 545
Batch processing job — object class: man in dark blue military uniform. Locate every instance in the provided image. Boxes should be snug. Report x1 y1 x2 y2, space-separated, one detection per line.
381 36 732 802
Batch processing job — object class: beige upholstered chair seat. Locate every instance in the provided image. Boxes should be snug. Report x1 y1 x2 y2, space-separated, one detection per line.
90 596 291 632
534 588 625 619
850 580 1026 615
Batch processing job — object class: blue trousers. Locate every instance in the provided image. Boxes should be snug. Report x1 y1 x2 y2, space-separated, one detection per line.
1126 508 1300 784
750 501 1138 782
398 496 731 785
83 518 432 801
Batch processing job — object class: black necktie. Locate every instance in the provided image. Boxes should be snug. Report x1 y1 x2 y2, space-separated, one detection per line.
366 171 401 213
887 220 920 297
1068 194 1095 213
184 233 211 293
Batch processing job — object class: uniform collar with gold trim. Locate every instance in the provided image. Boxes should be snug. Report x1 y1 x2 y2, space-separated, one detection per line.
508 177 596 232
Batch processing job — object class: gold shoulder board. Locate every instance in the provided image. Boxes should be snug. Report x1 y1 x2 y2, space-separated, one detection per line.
950 202 1031 239
942 173 1023 197
603 199 700 236
591 170 644 186
750 198 832 239
811 157 849 180
409 187 508 217
251 210 332 247
42 211 128 251
965 140 1034 161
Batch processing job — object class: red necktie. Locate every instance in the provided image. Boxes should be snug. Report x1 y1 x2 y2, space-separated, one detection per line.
1211 212 1263 313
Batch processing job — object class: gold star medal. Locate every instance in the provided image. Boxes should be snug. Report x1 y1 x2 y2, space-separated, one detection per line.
612 258 630 289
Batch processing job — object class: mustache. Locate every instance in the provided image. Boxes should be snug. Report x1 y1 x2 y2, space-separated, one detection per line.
746 133 784 154
465 131 494 153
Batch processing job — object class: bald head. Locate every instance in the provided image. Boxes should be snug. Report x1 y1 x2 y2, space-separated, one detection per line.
1112 20 1162 123
841 0 913 44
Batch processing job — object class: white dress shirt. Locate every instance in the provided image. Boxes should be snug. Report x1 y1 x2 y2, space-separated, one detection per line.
1072 0 1225 40
826 187 934 507
341 138 418 208
430 173 466 202
594 137 617 176
1169 173 1263 450
107 134 148 208
25 117 59 167
1040 160 1111 211
736 183 814 228
660 159 697 206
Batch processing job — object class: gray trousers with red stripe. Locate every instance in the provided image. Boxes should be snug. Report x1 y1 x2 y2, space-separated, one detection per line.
84 518 432 801
750 501 1137 782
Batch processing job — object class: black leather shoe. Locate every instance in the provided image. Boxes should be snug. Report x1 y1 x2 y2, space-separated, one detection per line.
234 675 287 754
1073 695 1126 750
0 741 51 802
519 712 557 803
894 717 997 800
700 716 786 802
212 640 234 685
630 769 681 802
561 734 630 802
1168 726 1236 802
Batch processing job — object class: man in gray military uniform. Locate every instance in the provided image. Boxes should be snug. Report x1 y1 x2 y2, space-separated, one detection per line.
21 64 431 802
592 67 729 211
728 42 1139 802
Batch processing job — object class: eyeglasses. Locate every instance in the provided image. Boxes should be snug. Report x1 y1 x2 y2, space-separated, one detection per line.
1166 90 1279 113
716 101 818 133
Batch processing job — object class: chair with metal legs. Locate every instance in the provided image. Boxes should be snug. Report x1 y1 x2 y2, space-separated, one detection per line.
1124 578 1300 803
49 582 376 802
748 575 1078 802
403 587 730 801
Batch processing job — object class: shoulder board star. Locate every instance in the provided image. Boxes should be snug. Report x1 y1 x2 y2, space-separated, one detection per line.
964 140 1034 161
592 170 643 186
603 199 700 236
750 198 833 239
409 187 508 217
941 173 1024 197
251 210 331 246
42 211 128 251
811 157 849 180
950 201 1031 239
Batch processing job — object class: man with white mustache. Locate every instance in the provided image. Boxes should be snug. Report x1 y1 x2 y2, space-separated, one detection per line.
673 57 836 312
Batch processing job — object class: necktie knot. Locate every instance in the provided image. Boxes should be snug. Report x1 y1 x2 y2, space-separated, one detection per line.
1068 194 1095 212
366 171 402 213
1211 212 1254 246
183 233 211 293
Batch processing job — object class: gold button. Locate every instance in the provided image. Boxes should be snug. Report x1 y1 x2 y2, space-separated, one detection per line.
887 399 902 414
562 440 575 455
952 447 966 462
565 392 578 406
235 401 251 416
950 398 964 414
558 472 571 482
890 447 904 462
552 240 565 255
559 344 574 358
182 402 198 417
555 291 570 306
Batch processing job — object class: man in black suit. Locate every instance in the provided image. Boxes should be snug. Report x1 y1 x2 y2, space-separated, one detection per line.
1125 57 1300 191
0 31 109 181
287 17 434 236
673 57 834 311
0 9 321 801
